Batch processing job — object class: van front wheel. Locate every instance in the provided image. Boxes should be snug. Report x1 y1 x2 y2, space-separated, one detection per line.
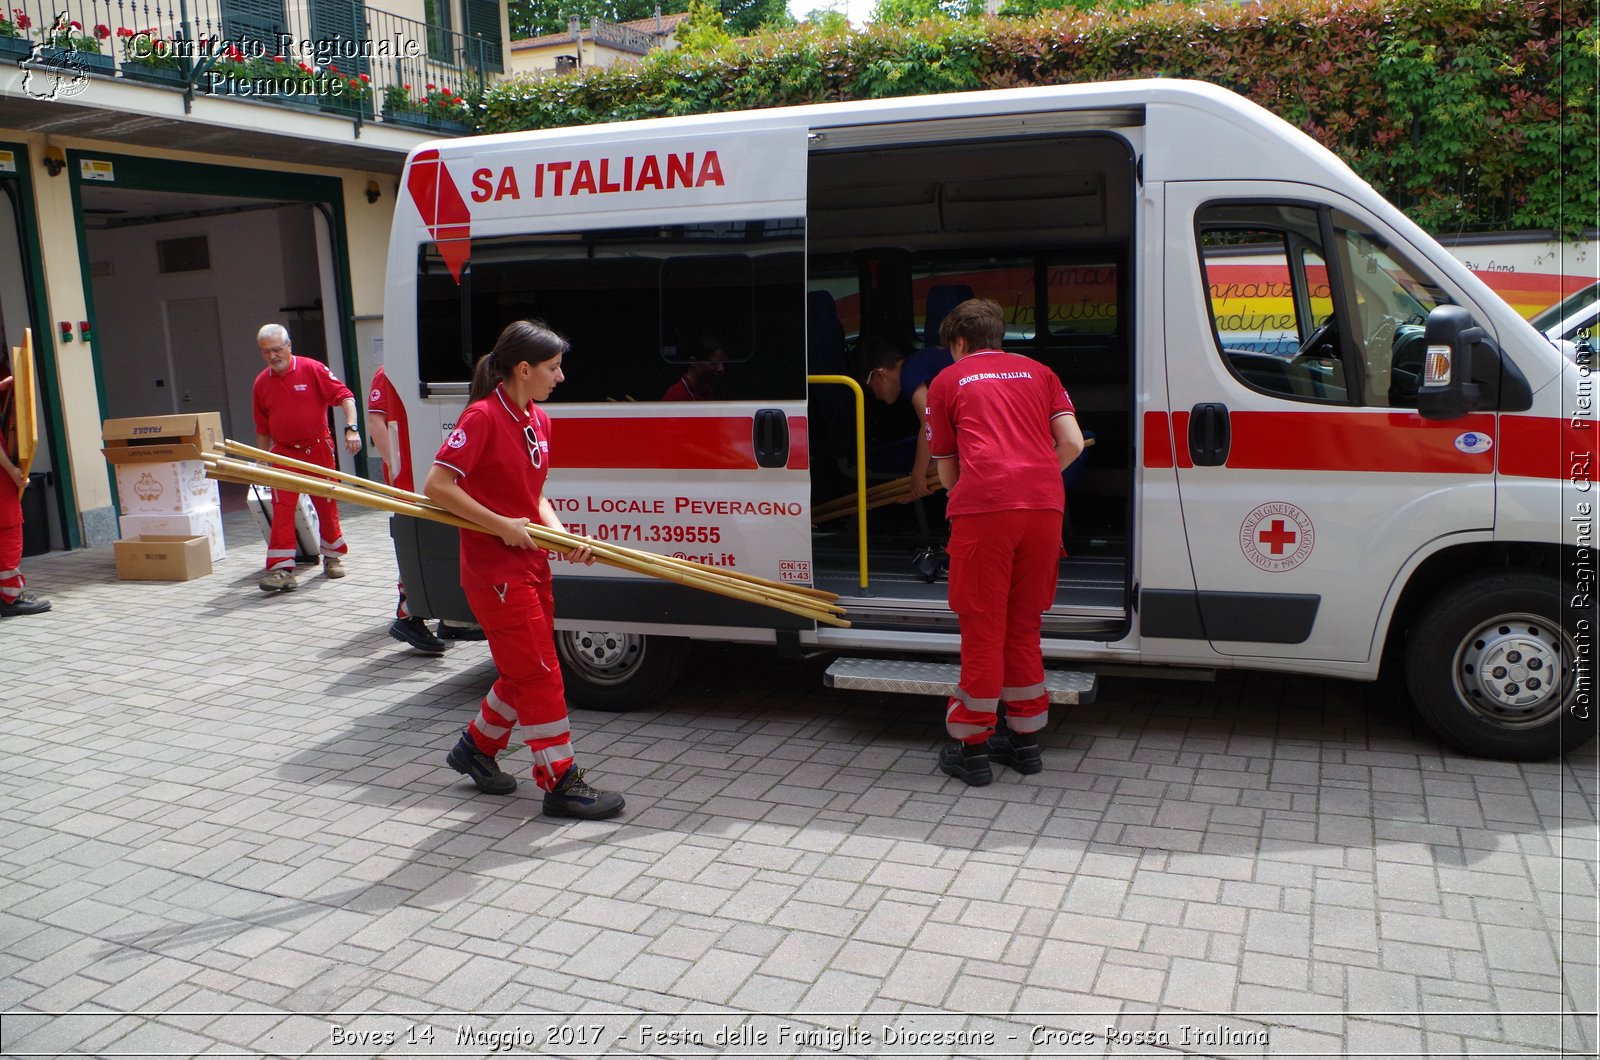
555 629 689 712
1405 572 1590 760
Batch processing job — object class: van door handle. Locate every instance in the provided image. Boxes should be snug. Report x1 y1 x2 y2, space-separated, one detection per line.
1188 403 1230 466
753 409 789 468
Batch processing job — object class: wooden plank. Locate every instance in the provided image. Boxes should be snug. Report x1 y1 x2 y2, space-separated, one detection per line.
10 329 36 487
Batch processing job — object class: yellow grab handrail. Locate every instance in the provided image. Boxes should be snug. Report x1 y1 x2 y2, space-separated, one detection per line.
806 374 868 589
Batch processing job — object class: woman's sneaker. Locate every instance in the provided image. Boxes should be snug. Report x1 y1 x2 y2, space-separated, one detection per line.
390 617 447 655
542 767 625 820
445 731 517 795
987 730 1043 774
937 740 993 786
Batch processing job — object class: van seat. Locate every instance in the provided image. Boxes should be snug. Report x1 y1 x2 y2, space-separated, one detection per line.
924 284 974 347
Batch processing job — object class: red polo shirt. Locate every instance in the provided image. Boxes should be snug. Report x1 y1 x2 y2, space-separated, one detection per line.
925 349 1075 518
433 384 553 588
367 366 413 491
252 356 354 445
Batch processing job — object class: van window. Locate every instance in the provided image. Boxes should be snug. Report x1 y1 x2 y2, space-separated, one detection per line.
1046 261 1120 338
1328 212 1450 408
1197 203 1452 408
1198 206 1348 402
908 256 1121 347
912 259 1037 345
416 219 806 403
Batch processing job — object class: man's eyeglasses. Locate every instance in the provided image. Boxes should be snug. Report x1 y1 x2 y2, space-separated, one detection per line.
524 424 543 469
263 344 288 354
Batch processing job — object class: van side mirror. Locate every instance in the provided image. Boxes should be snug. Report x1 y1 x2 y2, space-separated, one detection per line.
1416 305 1486 421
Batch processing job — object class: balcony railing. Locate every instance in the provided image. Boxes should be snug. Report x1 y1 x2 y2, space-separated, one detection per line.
0 0 495 133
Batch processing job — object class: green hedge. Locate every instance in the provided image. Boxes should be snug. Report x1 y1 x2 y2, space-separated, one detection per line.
482 0 1597 236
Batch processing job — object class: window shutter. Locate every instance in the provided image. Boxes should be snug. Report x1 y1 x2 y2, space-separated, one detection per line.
220 0 288 52
309 0 369 78
461 0 502 72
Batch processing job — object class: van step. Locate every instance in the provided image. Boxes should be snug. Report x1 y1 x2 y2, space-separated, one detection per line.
824 658 1097 704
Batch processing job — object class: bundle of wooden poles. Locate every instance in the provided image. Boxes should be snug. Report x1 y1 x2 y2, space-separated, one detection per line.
811 467 943 526
203 439 848 628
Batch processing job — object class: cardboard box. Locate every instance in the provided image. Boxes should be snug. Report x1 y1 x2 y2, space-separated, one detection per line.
102 412 223 464
114 459 220 515
114 535 213 581
119 506 226 562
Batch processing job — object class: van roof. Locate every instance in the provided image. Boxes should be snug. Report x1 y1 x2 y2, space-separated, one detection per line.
415 78 1368 198
425 78 1259 150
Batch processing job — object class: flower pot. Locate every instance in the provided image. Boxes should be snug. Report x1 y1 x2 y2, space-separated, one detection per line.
382 104 471 135
0 36 31 63
120 62 186 87
33 47 113 74
205 78 318 111
320 95 371 120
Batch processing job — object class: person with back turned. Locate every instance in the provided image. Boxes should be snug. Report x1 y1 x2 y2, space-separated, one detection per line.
924 299 1084 785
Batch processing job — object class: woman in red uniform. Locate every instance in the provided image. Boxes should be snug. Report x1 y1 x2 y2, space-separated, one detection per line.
925 299 1084 785
423 321 623 820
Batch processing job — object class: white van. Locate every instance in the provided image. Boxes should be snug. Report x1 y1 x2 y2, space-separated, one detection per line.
384 80 1593 760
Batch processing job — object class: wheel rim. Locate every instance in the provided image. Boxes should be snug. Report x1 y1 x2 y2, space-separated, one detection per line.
1451 611 1575 729
557 629 647 687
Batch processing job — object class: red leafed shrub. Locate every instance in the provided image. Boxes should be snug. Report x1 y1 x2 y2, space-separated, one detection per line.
483 0 1597 236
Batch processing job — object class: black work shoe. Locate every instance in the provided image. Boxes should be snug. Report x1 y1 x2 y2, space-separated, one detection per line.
436 621 486 641
446 731 517 795
542 767 625 820
390 617 447 655
987 730 1043 774
938 740 993 786
0 590 51 617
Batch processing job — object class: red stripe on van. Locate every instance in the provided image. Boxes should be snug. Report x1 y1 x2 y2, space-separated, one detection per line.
787 417 811 471
1226 411 1496 473
1499 415 1595 480
1143 410 1174 468
1170 410 1193 469
553 416 811 471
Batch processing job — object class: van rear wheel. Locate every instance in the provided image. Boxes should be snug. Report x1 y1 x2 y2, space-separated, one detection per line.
1405 571 1589 760
555 629 689 712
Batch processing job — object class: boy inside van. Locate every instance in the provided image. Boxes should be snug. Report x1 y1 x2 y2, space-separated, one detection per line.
862 337 953 499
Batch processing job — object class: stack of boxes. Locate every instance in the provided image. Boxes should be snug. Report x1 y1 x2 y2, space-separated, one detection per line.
102 413 226 581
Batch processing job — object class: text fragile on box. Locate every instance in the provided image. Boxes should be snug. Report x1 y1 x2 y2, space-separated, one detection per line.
101 412 222 463
113 535 212 581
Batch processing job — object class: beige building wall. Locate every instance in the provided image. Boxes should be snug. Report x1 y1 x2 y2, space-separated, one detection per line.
0 126 401 544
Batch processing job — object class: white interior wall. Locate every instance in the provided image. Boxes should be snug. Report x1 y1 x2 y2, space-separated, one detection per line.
88 206 306 440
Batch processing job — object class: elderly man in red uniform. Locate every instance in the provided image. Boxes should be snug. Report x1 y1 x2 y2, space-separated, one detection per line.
925 298 1084 785
252 324 362 592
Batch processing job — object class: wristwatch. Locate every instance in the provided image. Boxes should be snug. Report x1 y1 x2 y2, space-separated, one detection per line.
344 425 360 434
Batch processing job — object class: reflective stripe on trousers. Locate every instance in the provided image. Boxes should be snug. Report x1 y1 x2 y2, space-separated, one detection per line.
463 577 573 792
943 509 1060 743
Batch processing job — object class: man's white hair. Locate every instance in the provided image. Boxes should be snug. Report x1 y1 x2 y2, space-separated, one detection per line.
257 324 289 345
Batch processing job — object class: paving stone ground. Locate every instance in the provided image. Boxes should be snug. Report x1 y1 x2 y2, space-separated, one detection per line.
3 506 1596 1058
